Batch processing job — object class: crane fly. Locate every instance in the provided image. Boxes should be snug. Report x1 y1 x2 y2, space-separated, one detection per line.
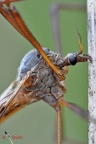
0 0 92 144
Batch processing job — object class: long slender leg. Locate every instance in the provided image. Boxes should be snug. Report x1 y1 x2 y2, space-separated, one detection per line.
50 3 86 56
0 5 26 38
9 5 64 79
57 98 88 120
50 4 88 144
0 0 64 80
0 0 19 6
57 111 62 144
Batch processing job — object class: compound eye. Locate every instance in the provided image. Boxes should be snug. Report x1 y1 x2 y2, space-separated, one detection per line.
37 53 41 59
69 54 77 65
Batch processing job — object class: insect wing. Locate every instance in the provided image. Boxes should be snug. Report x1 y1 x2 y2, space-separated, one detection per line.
0 81 17 118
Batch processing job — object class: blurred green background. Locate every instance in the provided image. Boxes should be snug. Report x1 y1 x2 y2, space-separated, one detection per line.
0 0 88 144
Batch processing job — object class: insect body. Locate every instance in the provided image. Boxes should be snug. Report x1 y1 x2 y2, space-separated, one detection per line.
0 48 66 120
18 47 66 109
0 46 92 122
0 1 92 143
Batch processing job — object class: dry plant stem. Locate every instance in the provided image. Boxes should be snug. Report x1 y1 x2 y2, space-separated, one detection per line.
87 0 96 143
57 110 62 144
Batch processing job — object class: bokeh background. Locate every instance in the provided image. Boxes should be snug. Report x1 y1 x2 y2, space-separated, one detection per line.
0 0 88 144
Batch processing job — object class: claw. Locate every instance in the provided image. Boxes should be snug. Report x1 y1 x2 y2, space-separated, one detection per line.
58 51 92 68
57 29 92 66
76 29 92 63
77 54 92 63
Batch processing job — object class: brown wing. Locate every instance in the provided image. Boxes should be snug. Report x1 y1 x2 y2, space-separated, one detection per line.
0 80 23 122
0 70 34 123
0 81 22 123
0 83 32 123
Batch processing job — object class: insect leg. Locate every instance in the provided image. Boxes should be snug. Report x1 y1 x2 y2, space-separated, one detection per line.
0 0 64 80
58 98 88 121
0 0 19 6
0 5 27 39
9 5 64 79
57 110 62 144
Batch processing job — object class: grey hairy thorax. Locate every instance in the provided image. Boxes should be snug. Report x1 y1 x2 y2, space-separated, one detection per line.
17 48 66 110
